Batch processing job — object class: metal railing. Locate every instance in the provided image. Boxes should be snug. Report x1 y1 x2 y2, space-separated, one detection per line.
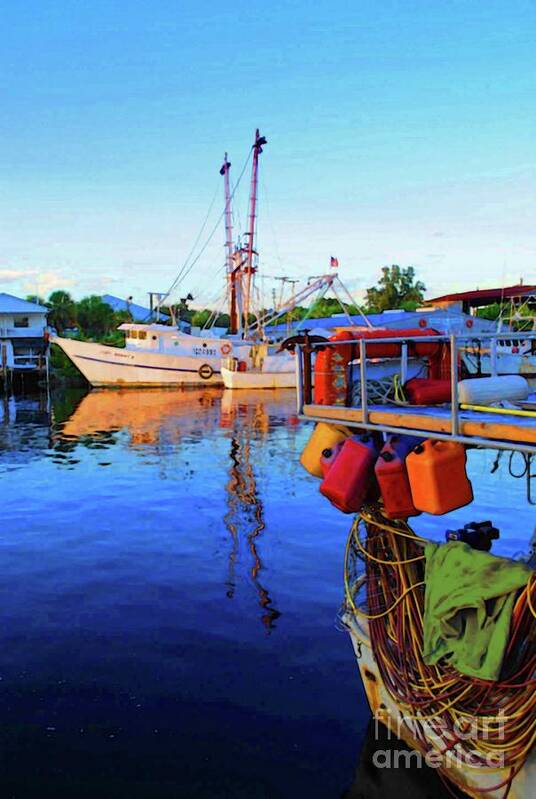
294 331 536 455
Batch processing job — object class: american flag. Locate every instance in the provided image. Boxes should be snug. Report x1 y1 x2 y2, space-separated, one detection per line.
330 256 339 268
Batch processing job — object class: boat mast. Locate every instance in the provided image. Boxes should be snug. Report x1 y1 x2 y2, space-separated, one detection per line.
220 153 240 335
242 129 267 337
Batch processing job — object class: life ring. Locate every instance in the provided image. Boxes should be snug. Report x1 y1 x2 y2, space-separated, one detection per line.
466 318 474 329
418 318 427 328
220 342 232 356
198 363 214 380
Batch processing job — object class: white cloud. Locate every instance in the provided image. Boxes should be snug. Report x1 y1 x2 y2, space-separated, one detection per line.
0 266 74 298
0 268 39 283
22 271 75 296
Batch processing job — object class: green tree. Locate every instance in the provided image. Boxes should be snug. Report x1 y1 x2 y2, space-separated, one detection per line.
47 290 78 333
25 294 47 306
365 266 426 312
191 309 231 329
476 303 502 321
76 296 117 338
307 297 360 318
191 309 212 328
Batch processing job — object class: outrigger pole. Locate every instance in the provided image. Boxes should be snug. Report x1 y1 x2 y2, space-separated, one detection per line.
220 153 241 335
242 129 267 337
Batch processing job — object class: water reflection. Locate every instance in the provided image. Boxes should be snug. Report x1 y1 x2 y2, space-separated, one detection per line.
50 387 290 631
343 720 452 798
222 392 286 631
0 392 51 466
52 387 219 449
0 387 364 796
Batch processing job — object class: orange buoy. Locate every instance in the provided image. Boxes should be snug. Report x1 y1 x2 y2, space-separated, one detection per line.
406 440 473 515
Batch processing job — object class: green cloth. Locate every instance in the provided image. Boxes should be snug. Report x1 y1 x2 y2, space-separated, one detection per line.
423 541 532 681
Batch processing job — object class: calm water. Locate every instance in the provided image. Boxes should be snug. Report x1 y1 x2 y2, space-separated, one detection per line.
0 389 532 798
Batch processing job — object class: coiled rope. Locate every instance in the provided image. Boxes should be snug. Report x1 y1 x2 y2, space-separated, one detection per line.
344 507 535 798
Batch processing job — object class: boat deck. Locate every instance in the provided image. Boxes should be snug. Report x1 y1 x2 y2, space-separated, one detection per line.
302 402 536 452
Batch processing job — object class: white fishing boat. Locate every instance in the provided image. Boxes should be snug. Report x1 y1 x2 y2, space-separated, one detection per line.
51 324 250 387
52 131 269 388
221 348 296 390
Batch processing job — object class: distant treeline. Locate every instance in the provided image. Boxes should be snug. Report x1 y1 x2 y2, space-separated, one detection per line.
32 268 512 351
182 265 429 328
31 267 429 342
28 291 131 345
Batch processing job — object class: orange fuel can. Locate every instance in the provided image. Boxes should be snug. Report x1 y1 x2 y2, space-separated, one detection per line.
375 435 423 519
406 440 473 515
299 422 352 478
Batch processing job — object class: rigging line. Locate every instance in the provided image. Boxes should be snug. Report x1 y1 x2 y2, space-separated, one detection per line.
231 174 244 242
292 279 333 333
336 275 373 328
155 183 220 320
165 149 252 301
201 289 227 331
169 180 220 294
260 176 283 268
189 259 229 307
330 281 357 327
162 148 253 305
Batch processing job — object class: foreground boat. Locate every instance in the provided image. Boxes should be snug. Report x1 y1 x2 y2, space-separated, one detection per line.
293 329 535 797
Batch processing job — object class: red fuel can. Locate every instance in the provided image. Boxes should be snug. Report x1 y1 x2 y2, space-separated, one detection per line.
375 434 423 519
320 433 383 513
319 441 344 477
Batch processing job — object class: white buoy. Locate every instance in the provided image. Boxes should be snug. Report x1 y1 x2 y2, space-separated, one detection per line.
458 375 530 405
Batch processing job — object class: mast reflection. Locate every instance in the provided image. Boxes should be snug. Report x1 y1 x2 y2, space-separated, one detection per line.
223 394 282 632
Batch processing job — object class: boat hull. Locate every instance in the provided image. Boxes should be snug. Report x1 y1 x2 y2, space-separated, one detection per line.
344 611 535 799
221 365 296 390
52 336 224 387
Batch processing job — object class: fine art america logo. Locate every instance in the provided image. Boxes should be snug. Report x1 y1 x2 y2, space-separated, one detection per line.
372 709 506 770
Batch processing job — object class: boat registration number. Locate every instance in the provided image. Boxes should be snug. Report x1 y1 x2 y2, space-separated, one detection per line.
193 346 217 357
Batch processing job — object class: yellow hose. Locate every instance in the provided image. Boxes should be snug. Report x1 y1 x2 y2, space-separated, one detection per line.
460 403 536 418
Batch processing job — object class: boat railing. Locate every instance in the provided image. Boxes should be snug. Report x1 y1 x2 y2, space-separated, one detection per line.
294 331 536 455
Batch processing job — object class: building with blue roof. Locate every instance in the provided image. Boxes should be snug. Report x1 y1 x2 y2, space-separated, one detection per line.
101 294 170 322
266 307 495 339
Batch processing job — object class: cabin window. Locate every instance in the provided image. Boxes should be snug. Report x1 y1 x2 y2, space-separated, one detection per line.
130 330 138 339
152 335 158 341
14 316 29 328
138 331 147 340
125 330 130 338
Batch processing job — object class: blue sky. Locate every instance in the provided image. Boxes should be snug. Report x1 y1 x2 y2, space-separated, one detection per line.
1 1 535 308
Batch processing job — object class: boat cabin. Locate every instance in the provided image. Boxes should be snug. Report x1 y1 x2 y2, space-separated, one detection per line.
118 323 226 359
